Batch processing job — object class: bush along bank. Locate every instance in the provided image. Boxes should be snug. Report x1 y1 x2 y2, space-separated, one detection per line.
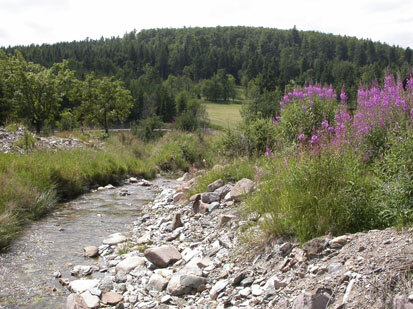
0 131 214 251
239 75 412 241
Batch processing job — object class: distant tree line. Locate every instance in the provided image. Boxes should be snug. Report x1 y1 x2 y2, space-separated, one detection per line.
1 26 411 127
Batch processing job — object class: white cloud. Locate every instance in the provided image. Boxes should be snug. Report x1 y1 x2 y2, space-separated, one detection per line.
0 0 411 48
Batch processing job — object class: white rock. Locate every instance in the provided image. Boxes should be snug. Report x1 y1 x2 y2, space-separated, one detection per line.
251 284 264 296
103 233 127 245
239 287 251 297
71 265 93 277
81 290 100 308
210 279 229 300
116 256 146 273
69 279 100 293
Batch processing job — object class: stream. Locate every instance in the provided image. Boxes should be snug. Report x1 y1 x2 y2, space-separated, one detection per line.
0 178 177 308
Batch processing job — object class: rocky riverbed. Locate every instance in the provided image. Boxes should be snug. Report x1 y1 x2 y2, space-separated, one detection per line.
61 174 413 308
1 172 412 309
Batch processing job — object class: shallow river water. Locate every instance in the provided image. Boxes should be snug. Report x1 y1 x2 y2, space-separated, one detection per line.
0 178 176 308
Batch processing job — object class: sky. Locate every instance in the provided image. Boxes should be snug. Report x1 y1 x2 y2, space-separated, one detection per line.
0 0 412 49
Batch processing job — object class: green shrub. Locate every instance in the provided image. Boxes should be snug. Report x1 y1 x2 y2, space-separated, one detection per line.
373 128 413 227
245 148 378 242
276 94 338 144
131 116 164 141
150 132 212 173
14 132 37 152
220 119 278 157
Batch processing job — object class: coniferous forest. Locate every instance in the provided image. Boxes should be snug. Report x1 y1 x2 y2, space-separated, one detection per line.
1 27 411 130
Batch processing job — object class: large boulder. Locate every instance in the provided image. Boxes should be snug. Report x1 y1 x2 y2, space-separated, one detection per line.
144 245 182 268
229 178 255 201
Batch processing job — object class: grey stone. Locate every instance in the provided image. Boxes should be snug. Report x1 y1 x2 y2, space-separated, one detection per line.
147 273 169 292
103 233 127 245
102 291 123 305
136 231 151 245
181 275 207 290
201 192 220 203
218 214 236 227
328 263 342 274
144 245 182 268
99 276 114 292
279 242 293 256
239 287 251 297
207 179 224 192
251 284 264 296
210 279 229 300
329 235 353 248
116 256 146 273
229 178 255 201
303 236 329 256
66 293 88 309
208 202 220 213
292 291 331 309
115 271 127 283
71 265 93 277
171 213 183 230
81 291 100 308
214 184 233 199
83 246 99 258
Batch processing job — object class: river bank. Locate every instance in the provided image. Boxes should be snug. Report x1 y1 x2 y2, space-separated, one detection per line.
0 177 177 308
58 174 413 309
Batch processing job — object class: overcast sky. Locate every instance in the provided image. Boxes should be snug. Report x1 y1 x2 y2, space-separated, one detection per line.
0 0 412 49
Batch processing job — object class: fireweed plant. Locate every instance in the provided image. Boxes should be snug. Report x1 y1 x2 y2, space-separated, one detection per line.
244 76 413 242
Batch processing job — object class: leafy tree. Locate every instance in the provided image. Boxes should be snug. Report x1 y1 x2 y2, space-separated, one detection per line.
79 74 132 133
13 60 71 133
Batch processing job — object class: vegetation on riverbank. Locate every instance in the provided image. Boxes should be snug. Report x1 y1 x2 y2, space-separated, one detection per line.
193 75 413 243
0 131 214 251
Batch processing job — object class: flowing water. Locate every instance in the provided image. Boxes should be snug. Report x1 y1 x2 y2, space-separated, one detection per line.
0 178 177 308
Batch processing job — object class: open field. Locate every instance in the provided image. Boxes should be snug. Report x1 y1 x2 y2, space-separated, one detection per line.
202 101 242 129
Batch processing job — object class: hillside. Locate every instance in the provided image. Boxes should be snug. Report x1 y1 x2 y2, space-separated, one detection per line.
3 26 411 99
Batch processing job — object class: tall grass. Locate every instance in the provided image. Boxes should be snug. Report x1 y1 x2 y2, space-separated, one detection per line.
246 148 378 242
0 131 215 250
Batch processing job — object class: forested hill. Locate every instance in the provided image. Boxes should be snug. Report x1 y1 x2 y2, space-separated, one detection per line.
3 26 412 93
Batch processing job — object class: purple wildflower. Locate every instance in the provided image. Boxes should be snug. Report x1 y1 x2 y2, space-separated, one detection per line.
310 135 319 144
